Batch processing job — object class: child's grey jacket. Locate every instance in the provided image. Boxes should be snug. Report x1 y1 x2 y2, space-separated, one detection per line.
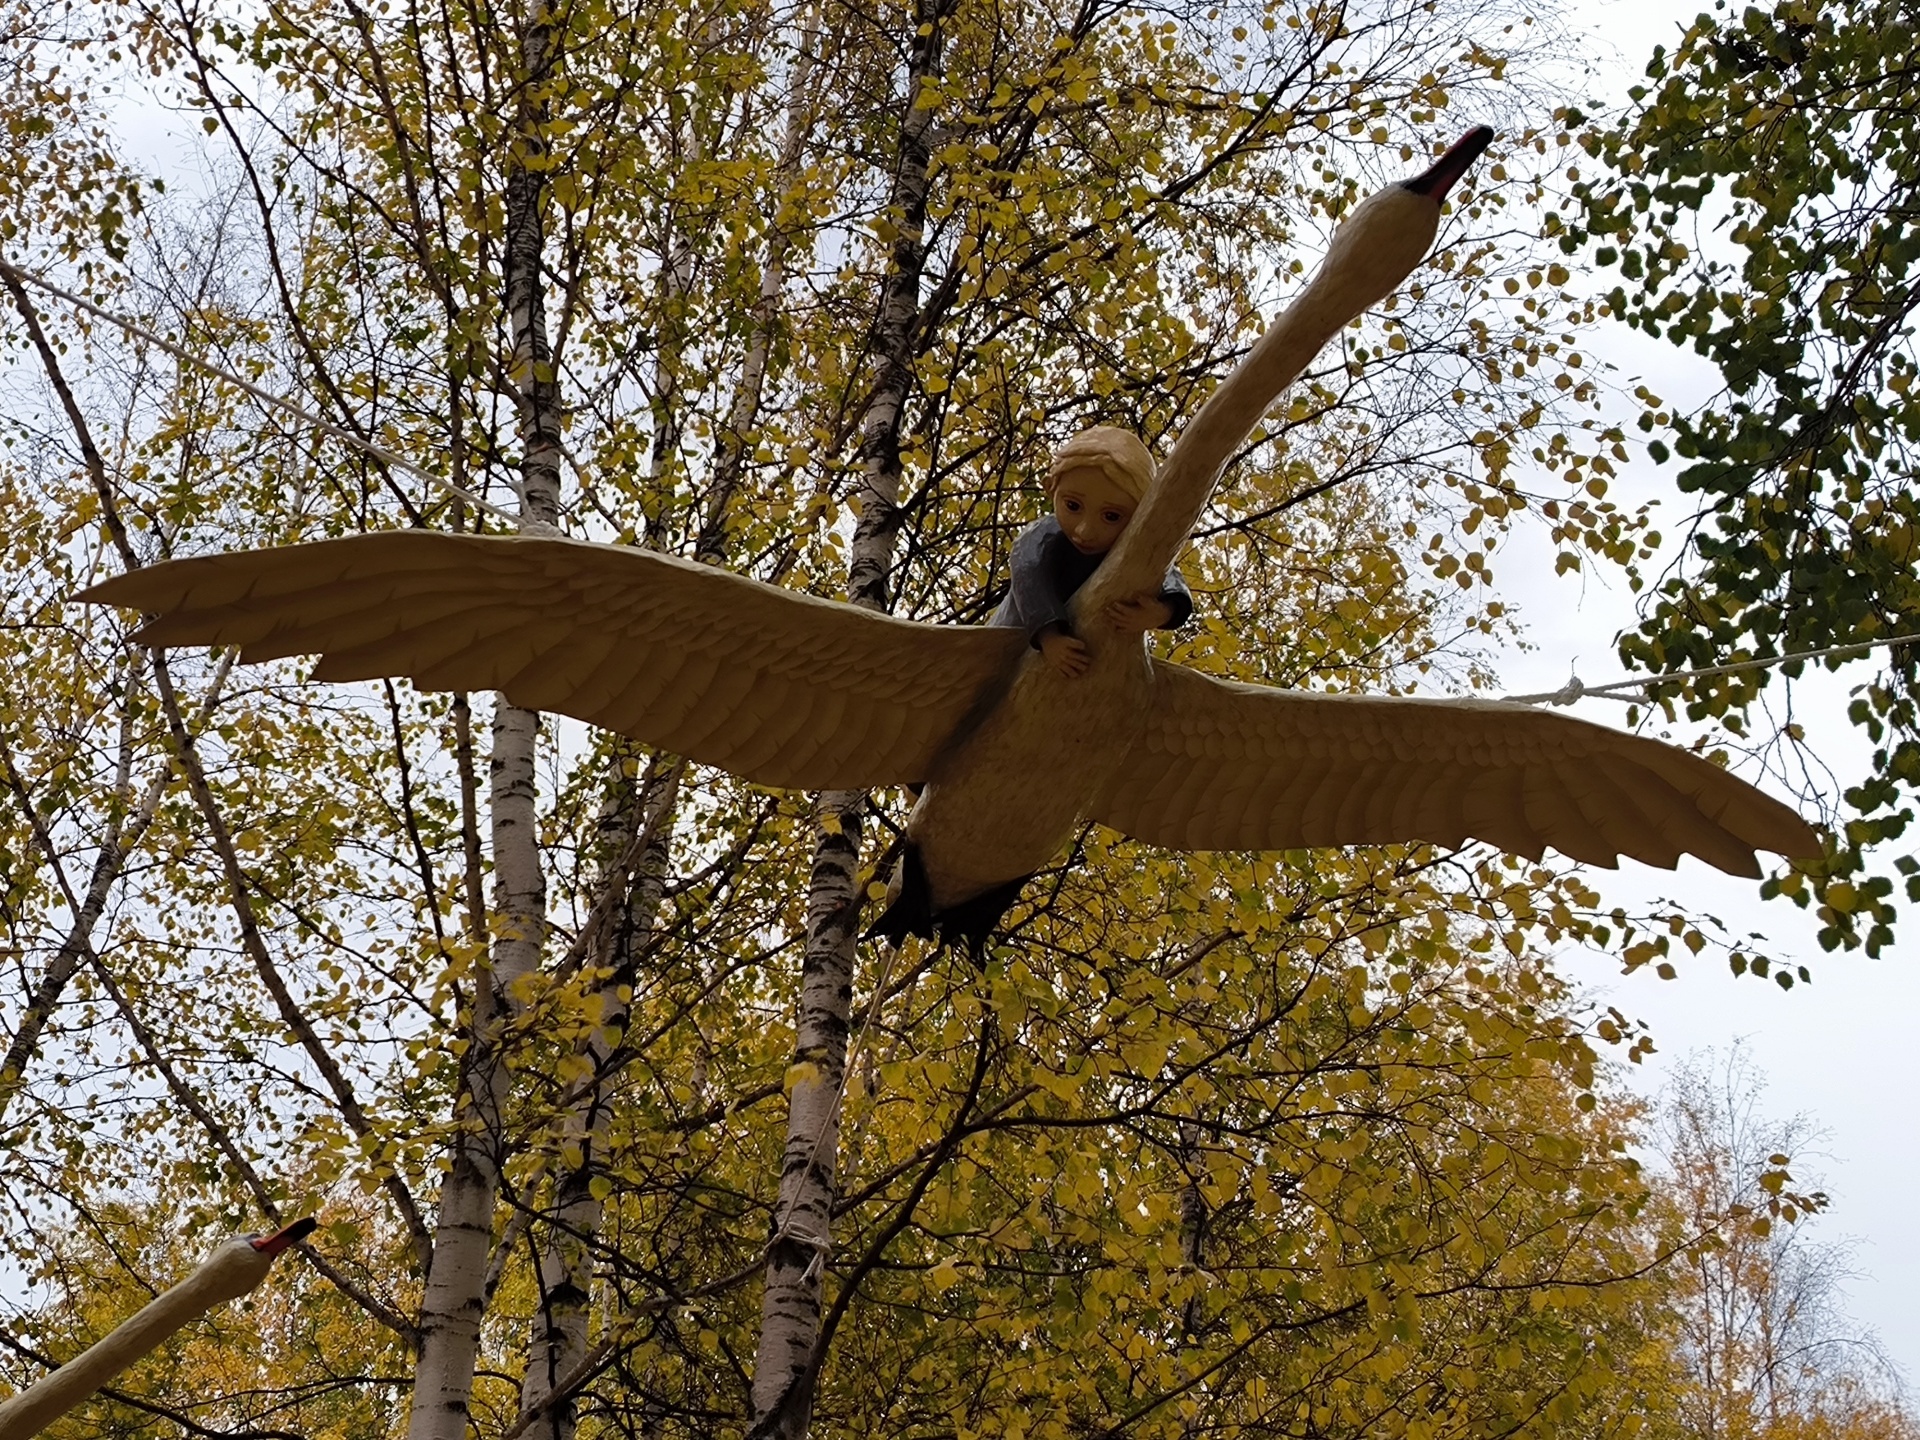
989 515 1193 644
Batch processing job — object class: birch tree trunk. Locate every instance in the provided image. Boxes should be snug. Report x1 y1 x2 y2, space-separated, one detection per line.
517 755 679 1440
516 133 706 1422
516 28 834 1429
406 3 563 1434
640 144 695 552
747 6 949 1433
1176 1117 1209 1340
697 0 824 561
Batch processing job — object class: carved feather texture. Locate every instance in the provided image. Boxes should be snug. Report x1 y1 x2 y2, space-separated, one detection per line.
1090 661 1820 875
82 532 1024 791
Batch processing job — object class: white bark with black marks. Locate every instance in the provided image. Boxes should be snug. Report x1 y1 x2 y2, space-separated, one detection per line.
519 758 681 1440
406 1 563 1433
747 4 951 1434
698 0 825 563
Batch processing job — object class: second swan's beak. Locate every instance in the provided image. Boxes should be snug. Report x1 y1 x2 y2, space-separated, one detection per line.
1401 125 1496 202
250 1216 318 1257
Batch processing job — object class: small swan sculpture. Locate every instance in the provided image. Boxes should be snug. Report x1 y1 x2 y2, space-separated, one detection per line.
0 1219 314 1440
81 128 1818 947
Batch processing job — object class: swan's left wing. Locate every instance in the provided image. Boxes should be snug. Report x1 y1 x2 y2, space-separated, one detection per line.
1089 660 1819 875
81 531 1024 792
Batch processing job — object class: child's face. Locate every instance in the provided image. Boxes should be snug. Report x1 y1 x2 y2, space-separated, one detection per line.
1052 467 1137 555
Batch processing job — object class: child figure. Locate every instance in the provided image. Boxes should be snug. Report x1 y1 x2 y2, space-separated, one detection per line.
990 425 1192 676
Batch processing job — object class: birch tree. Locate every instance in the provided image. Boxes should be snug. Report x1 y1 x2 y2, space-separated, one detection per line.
746 0 960 1427
0 0 1741 1434
404 0 564 1421
1644 1051 1916 1440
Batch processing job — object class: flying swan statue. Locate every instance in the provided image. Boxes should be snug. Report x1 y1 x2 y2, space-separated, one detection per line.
81 128 1818 947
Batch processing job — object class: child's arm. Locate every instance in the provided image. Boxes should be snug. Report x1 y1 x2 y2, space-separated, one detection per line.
1002 520 1075 643
1103 565 1192 634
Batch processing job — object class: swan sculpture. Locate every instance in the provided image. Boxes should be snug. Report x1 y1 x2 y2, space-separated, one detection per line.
0 1219 314 1440
80 128 1818 947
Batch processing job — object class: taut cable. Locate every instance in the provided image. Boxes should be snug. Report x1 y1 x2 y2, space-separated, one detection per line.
1504 633 1920 707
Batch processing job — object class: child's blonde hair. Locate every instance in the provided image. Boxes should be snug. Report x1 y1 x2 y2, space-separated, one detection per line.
1045 426 1155 505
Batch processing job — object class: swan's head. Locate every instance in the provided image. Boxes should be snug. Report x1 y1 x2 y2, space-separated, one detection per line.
1309 125 1494 319
194 1217 318 1306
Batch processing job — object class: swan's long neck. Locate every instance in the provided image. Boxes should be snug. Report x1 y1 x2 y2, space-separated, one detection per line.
1076 128 1490 620
0 1222 309 1440
1079 272 1368 611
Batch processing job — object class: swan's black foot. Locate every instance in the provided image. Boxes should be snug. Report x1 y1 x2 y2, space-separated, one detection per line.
867 845 937 946
864 846 1031 960
937 873 1030 962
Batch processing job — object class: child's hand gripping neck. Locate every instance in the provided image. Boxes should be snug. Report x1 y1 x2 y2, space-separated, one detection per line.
1042 459 1169 676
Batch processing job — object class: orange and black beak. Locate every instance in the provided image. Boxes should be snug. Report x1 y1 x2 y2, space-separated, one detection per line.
249 1217 317 1257
1402 126 1495 201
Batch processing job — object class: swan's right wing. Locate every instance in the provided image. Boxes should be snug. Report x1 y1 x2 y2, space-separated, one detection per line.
81 531 1024 792
1089 660 1820 875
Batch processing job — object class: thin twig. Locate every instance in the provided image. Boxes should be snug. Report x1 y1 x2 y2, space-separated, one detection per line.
0 256 518 522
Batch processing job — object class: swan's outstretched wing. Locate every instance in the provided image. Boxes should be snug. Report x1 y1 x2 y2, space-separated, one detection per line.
82 532 1024 791
1089 660 1819 875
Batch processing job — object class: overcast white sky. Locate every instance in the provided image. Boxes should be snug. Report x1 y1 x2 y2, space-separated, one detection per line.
26 0 1916 1388
1498 338 1920 1383
1496 0 1920 1382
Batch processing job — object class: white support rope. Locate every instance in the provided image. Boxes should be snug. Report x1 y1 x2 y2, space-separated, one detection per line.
0 257 520 524
1504 632 1920 707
